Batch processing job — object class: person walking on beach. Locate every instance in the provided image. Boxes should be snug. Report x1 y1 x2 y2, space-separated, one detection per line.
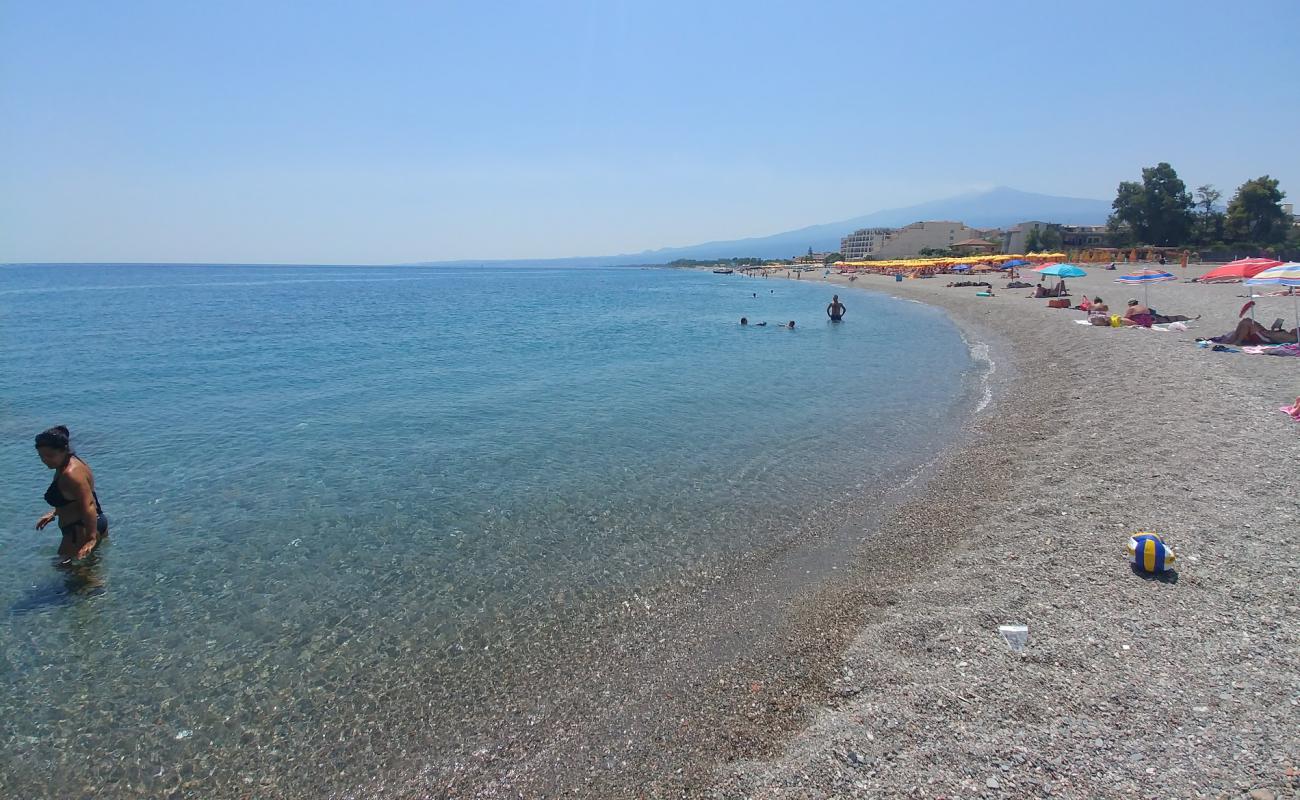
826 295 847 322
34 426 109 562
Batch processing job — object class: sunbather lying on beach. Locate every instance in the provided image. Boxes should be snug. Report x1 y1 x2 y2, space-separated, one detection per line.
1005 281 1033 289
1147 307 1199 324
1206 319 1299 346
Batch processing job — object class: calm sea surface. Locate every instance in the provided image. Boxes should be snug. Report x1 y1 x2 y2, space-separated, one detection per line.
0 264 974 796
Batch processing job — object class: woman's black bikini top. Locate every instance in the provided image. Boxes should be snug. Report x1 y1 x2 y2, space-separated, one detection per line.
44 454 103 512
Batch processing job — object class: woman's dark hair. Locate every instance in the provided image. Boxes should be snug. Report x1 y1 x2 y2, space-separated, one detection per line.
34 425 71 451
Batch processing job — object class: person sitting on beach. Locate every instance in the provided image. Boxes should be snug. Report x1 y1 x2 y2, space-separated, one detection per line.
826 295 847 322
1088 297 1111 326
1207 318 1299 346
1054 279 1069 297
1121 299 1155 327
1032 282 1047 298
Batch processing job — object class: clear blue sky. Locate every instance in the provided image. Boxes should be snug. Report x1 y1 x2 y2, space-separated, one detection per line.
3 0 1298 264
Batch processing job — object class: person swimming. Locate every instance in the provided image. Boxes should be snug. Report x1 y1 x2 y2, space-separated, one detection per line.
34 426 108 562
740 317 748 325
786 320 796 329
826 294 847 322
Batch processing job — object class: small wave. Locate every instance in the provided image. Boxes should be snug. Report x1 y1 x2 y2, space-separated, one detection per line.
961 336 997 413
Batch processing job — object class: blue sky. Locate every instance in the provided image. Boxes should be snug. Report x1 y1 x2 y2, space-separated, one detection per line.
2 0 1298 263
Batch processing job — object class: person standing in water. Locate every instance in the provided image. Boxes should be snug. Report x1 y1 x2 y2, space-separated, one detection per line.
34 426 108 561
826 294 847 322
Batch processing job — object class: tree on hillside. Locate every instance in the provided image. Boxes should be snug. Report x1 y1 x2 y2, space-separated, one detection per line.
1193 184 1224 245
1225 175 1288 245
823 252 843 265
1108 163 1194 246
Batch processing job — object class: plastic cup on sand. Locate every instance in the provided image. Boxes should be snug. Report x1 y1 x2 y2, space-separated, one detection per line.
998 624 1029 653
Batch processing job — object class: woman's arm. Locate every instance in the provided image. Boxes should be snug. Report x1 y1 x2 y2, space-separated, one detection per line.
68 473 99 559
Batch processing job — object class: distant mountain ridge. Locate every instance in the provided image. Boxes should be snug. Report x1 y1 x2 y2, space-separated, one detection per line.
419 186 1111 267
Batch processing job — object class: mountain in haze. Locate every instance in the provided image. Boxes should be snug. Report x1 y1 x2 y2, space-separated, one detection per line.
421 186 1112 267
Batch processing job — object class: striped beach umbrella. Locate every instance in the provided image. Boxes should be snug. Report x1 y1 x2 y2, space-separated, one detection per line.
1115 268 1176 306
1245 263 1300 331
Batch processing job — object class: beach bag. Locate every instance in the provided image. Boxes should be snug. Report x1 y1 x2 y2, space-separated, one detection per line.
1110 314 1122 327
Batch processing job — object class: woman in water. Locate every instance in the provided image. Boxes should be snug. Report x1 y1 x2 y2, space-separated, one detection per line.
34 426 108 561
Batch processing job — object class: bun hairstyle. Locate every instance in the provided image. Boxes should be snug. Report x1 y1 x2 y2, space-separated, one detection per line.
34 425 72 451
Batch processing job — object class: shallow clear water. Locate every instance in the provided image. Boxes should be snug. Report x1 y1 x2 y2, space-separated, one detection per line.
0 264 972 795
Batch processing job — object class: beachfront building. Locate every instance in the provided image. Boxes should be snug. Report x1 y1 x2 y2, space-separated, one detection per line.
840 221 985 260
951 238 998 256
1060 224 1107 248
1000 221 1050 254
793 251 834 264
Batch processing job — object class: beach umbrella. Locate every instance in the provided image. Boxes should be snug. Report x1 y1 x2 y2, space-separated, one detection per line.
1115 268 1176 306
1004 258 1028 267
952 264 972 272
1036 263 1087 278
1199 258 1283 283
1245 262 1300 331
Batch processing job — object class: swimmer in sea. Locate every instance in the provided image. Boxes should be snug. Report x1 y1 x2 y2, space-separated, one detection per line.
826 294 847 322
34 426 109 562
740 317 748 326
786 320 796 329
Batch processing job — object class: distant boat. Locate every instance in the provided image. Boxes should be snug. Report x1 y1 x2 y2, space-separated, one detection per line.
712 268 734 274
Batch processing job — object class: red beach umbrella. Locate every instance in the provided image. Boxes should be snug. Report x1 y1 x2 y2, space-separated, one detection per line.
1200 258 1283 283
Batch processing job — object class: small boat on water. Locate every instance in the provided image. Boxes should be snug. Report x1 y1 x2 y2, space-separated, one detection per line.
712 268 734 274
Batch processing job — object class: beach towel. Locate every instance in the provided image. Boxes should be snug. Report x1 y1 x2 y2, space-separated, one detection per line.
1280 399 1300 420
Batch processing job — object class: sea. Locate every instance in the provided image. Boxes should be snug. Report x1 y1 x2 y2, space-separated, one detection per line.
0 263 978 796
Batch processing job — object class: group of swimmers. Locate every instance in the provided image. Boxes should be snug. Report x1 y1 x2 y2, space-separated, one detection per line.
739 294 848 329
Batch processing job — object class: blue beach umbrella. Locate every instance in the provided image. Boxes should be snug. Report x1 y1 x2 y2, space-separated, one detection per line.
952 264 972 272
1245 262 1300 330
1004 259 1028 267
1115 268 1176 307
1037 263 1087 278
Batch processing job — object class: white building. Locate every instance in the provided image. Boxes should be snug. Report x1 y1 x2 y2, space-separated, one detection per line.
840 221 985 260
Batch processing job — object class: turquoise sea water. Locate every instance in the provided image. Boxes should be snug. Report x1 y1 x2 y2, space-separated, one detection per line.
0 264 974 796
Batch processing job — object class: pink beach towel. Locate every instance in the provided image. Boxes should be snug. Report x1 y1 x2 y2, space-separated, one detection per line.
1280 398 1300 421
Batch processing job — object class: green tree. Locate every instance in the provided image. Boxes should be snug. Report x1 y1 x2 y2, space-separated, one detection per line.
1193 184 1224 245
1023 227 1042 252
1108 163 1194 245
1225 175 1288 245
823 252 843 265
1038 225 1063 251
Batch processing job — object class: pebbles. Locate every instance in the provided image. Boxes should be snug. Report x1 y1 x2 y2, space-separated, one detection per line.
702 267 1300 799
